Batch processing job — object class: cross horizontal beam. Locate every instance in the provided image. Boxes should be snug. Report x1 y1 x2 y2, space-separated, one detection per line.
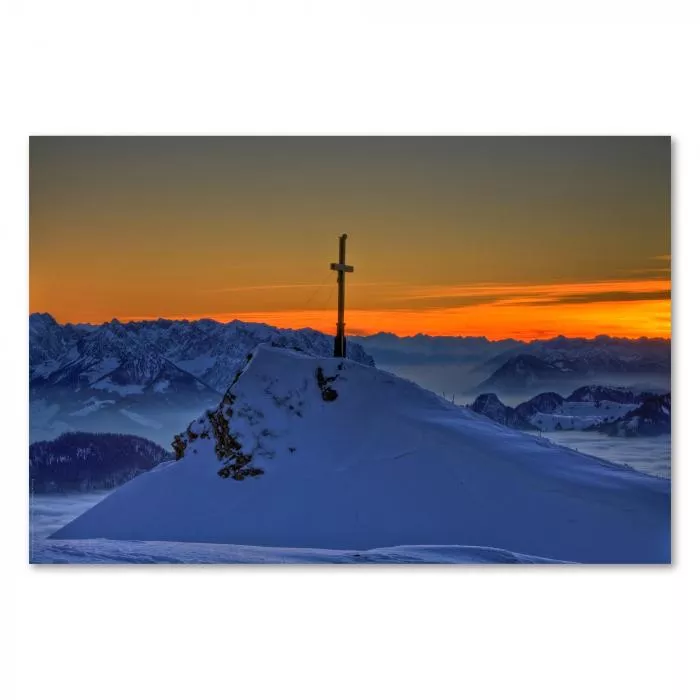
330 263 354 273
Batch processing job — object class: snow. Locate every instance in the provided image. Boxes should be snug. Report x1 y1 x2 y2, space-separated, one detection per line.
529 400 639 431
91 378 144 395
118 409 163 429
31 359 62 379
175 355 219 375
79 357 121 384
35 539 567 564
151 379 170 393
50 346 670 564
31 493 563 563
29 316 375 444
68 398 116 417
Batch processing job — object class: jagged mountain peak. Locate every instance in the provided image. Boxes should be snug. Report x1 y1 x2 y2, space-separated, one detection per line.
592 392 671 437
29 311 59 327
567 385 641 404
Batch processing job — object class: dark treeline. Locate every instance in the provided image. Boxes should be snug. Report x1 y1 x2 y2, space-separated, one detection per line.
30 432 172 493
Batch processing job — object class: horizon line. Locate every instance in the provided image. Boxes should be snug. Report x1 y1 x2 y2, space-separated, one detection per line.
28 311 671 344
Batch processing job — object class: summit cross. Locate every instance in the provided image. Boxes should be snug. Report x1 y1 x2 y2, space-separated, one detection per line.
330 233 354 358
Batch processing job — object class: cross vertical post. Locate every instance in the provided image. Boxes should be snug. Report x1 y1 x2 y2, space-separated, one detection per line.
330 233 354 358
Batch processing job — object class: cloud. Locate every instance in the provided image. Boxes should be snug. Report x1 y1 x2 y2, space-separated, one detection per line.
201 281 398 294
503 289 671 306
396 278 671 310
112 277 671 339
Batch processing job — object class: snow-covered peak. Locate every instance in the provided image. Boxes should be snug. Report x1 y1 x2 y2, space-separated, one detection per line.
566 385 647 404
593 393 671 437
29 311 59 329
469 393 534 430
53 345 670 563
29 313 81 375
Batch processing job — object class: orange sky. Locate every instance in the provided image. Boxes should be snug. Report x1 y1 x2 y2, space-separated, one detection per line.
29 137 671 339
114 278 671 340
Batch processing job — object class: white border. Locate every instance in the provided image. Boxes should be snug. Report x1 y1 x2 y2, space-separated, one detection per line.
3 3 698 700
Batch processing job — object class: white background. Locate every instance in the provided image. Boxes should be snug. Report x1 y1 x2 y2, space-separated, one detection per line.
2 2 698 699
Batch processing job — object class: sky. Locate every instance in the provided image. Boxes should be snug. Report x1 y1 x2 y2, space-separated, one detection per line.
29 136 670 339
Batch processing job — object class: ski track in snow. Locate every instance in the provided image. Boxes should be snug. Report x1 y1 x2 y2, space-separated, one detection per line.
33 537 566 564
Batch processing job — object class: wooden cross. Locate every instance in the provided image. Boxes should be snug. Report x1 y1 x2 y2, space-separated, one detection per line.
330 233 354 358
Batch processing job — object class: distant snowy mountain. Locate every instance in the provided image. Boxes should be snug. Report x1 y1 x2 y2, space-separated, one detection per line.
29 312 81 374
354 332 520 367
566 384 654 404
476 336 670 397
512 391 565 422
30 432 170 493
495 335 670 373
469 385 658 434
52 346 670 563
591 393 671 437
469 393 536 430
477 354 576 393
29 313 374 445
350 332 670 406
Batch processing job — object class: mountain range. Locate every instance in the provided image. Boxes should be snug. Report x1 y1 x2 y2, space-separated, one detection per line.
591 393 672 437
354 332 670 402
30 313 671 447
475 336 670 393
30 313 374 446
470 384 671 436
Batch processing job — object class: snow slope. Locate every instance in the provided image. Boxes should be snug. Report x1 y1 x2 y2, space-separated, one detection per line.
31 493 563 563
52 346 671 563
35 539 566 564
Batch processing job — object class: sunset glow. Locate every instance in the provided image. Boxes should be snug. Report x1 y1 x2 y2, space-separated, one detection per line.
30 136 670 340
